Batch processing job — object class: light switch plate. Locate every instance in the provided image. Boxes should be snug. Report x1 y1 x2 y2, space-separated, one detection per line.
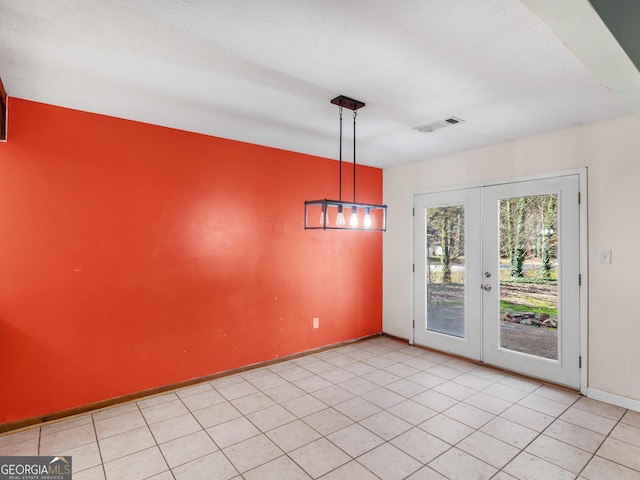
600 249 612 264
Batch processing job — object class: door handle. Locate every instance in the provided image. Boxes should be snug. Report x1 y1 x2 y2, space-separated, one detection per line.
482 284 492 292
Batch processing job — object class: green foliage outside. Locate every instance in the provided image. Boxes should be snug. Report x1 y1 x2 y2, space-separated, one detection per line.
500 299 557 318
426 194 560 331
500 194 558 279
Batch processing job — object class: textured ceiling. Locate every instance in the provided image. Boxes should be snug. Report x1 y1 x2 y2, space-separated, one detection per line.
0 0 635 168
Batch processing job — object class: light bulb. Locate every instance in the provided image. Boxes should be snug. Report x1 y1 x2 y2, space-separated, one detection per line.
364 207 372 228
350 206 359 227
319 208 327 226
336 205 346 226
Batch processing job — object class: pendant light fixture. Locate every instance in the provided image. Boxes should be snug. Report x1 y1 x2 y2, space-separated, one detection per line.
304 95 387 231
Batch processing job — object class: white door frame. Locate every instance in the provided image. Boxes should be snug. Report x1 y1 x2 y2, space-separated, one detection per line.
413 188 483 360
411 168 588 394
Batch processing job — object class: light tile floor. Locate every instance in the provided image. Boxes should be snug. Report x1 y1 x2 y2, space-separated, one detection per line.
1 336 640 479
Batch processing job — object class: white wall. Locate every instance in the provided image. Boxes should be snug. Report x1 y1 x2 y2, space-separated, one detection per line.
383 114 640 403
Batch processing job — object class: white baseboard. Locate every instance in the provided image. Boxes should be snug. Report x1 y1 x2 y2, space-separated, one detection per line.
587 388 640 413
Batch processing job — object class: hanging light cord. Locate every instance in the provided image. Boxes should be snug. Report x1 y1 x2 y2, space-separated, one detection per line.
353 110 357 203
338 106 343 201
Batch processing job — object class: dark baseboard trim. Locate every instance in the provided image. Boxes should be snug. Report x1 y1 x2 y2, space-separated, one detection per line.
0 333 382 435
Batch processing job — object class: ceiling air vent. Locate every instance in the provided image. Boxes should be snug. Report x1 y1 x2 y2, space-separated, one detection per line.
413 116 465 133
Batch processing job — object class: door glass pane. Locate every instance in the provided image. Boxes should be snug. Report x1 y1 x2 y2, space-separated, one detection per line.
499 194 559 360
426 205 465 338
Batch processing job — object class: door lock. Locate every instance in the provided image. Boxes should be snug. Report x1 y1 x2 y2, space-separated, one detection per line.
484 271 492 278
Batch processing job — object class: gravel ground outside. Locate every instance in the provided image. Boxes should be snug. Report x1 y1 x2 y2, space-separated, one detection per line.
500 321 558 359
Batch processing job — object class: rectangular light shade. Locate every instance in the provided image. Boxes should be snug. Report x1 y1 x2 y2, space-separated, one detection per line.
304 199 387 231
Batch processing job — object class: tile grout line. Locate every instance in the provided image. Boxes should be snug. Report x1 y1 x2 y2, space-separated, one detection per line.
576 410 638 478
268 350 372 479
294 351 470 478
136 398 173 480
424 365 505 477
90 414 109 480
354 356 571 478
153 391 201 473
317 345 625 478
490 385 584 479
249 347 386 478
188 379 266 479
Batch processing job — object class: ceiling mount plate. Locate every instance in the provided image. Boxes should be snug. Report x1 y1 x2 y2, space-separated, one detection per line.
331 95 365 111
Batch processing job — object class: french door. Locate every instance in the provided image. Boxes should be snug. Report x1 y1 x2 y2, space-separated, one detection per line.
414 175 581 388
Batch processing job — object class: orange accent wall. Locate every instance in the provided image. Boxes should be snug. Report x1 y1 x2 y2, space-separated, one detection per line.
0 98 383 425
